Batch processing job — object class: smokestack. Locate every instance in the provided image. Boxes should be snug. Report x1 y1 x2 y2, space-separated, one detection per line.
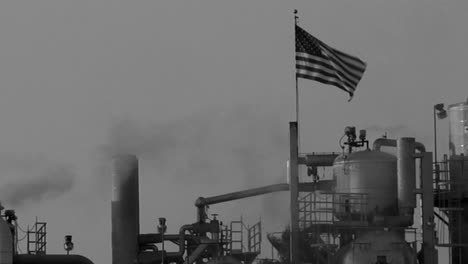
397 137 416 219
112 154 140 264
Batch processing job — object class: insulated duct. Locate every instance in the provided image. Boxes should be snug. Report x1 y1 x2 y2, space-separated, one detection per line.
111 154 140 264
373 137 425 224
397 138 416 217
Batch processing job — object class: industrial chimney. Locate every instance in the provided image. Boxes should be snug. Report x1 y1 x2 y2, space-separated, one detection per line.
111 155 140 264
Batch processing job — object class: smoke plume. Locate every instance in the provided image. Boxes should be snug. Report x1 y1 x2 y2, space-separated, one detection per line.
0 154 75 208
98 103 291 221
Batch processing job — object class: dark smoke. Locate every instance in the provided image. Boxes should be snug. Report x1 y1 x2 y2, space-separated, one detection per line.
98 104 290 220
0 154 75 208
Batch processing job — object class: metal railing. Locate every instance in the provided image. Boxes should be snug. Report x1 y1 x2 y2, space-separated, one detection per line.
298 191 369 229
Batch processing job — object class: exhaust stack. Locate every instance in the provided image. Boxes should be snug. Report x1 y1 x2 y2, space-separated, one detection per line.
112 155 140 264
397 137 416 218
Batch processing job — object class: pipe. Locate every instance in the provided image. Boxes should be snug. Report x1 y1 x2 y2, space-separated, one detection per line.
299 153 339 167
138 234 181 245
195 184 290 207
195 181 334 208
140 244 158 252
415 142 426 153
397 138 416 219
138 252 182 264
111 154 140 264
186 238 211 264
373 138 396 151
373 138 426 153
14 254 94 264
176 224 192 257
137 225 192 264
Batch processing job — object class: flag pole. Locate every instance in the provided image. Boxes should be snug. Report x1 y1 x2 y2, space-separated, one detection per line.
294 10 299 124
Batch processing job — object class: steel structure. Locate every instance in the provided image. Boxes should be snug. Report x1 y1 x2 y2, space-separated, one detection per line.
2 99 467 264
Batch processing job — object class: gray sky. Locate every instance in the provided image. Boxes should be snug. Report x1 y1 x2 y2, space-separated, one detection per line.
0 1 467 263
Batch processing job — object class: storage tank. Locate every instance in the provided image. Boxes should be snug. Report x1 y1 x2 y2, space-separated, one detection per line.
449 99 468 156
333 150 398 220
333 230 415 264
0 218 13 264
448 99 468 197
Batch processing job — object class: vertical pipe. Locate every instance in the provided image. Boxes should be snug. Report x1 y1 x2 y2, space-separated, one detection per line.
421 152 437 264
112 155 140 264
289 122 299 264
397 137 416 219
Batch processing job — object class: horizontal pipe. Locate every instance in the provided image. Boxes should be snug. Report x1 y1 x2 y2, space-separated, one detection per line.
138 252 182 264
373 138 396 151
195 181 334 207
140 244 158 252
14 254 94 264
299 153 339 167
138 234 181 245
373 138 426 153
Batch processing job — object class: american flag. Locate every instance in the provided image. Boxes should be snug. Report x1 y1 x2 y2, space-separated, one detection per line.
296 25 367 100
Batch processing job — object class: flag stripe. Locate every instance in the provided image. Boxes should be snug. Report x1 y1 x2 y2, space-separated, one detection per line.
295 25 366 99
319 45 366 77
317 39 366 70
296 71 350 94
296 55 357 94
296 58 357 89
296 52 360 86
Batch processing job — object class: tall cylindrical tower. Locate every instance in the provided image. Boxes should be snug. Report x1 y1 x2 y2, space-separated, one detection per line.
449 100 468 156
447 98 468 264
111 154 140 264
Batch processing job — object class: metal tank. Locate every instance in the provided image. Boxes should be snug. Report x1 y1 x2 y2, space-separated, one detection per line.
333 230 416 264
333 150 398 220
0 217 13 264
448 99 468 197
449 99 468 156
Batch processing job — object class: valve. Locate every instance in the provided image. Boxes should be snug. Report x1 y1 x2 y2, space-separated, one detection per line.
64 235 74 255
158 217 167 234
